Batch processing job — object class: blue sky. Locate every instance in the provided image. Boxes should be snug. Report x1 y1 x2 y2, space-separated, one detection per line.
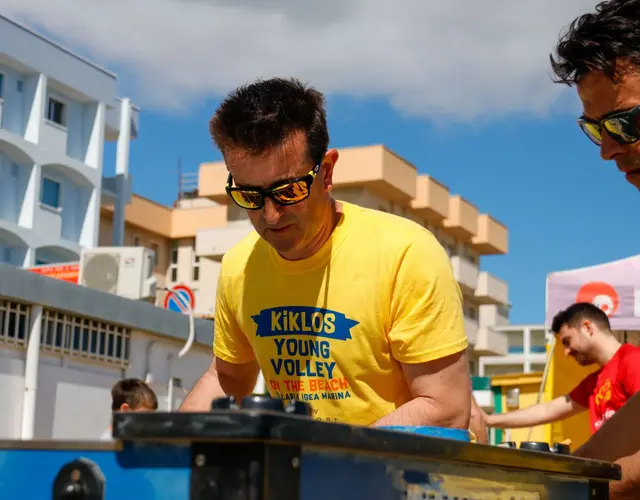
10 0 636 325
103 94 640 325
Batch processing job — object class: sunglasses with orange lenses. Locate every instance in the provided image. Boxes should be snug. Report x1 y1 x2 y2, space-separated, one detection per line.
225 163 321 210
578 105 640 146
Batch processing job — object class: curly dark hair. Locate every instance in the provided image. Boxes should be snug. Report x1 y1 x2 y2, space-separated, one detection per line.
209 78 329 164
550 0 640 85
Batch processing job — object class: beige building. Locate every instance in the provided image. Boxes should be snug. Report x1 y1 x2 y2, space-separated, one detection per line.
100 144 510 370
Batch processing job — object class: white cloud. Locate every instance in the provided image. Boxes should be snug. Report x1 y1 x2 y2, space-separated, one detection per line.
1 0 597 121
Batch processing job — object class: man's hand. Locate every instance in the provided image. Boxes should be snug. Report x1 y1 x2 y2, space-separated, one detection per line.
610 451 640 499
470 397 489 444
372 350 471 428
179 357 260 412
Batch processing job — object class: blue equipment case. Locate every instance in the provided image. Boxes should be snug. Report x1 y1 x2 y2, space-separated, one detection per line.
0 395 621 499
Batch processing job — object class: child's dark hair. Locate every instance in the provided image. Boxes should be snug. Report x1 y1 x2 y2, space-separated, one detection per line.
111 378 158 411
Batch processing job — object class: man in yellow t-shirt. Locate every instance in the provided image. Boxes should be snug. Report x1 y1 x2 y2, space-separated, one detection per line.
179 77 472 429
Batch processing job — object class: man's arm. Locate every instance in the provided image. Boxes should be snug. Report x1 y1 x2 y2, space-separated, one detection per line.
180 261 258 412
179 357 260 412
374 229 471 428
486 395 584 429
372 350 471 428
610 451 640 499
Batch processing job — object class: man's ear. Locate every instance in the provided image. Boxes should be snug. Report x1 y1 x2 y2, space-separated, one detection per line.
322 148 339 192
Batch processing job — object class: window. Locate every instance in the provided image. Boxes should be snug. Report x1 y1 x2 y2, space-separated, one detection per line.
47 97 66 126
41 310 131 367
498 305 511 319
192 240 200 282
464 303 478 320
169 243 178 282
0 300 29 346
41 177 61 209
150 242 159 269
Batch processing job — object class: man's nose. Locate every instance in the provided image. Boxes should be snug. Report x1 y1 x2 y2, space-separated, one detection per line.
600 131 626 161
262 197 283 225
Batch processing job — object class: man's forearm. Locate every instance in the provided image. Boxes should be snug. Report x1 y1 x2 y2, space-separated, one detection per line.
610 451 640 500
488 405 552 429
179 371 226 412
371 396 470 429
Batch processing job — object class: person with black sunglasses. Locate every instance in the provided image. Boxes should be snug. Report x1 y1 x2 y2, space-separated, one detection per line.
551 0 640 191
551 1 640 497
179 77 474 434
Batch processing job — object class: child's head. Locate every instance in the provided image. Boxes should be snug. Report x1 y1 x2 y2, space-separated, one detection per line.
111 378 158 412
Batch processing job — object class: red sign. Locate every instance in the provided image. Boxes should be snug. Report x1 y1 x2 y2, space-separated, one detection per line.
164 284 196 313
576 281 620 317
29 263 80 284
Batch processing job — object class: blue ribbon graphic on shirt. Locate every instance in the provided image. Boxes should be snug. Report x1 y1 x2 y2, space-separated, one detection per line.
252 306 359 341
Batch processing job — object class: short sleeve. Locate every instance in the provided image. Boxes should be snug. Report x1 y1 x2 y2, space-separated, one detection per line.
569 373 597 408
388 229 468 364
620 346 640 397
212 262 255 364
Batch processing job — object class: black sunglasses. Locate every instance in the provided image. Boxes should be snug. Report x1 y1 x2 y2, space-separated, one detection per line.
578 105 640 146
225 162 321 210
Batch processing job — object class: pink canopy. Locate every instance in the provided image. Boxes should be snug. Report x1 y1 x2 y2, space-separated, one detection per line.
546 254 640 331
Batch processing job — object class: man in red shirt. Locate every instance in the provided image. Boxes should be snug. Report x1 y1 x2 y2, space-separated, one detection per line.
483 302 640 435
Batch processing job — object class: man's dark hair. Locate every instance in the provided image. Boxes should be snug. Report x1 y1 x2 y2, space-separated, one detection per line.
551 302 612 334
111 378 158 411
550 0 640 85
209 77 329 164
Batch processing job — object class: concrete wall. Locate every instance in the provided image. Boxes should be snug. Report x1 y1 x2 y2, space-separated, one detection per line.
0 331 211 439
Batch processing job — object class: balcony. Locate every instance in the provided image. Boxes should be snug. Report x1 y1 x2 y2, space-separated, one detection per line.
479 304 510 328
443 195 478 241
472 214 508 255
34 203 62 241
40 120 68 157
411 175 449 225
198 161 229 203
475 271 509 305
332 145 417 204
473 327 508 356
171 205 227 238
196 219 254 258
464 316 478 345
450 255 479 294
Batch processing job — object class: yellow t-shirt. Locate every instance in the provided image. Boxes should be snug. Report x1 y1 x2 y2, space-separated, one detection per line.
214 201 468 426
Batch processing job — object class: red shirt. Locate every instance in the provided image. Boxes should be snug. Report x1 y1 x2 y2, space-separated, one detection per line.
569 344 640 433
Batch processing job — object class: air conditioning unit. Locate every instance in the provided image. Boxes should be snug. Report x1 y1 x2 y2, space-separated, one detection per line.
79 247 157 300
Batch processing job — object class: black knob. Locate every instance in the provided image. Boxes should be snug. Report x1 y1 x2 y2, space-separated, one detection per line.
53 458 105 500
284 400 312 416
520 441 551 453
551 443 570 455
211 396 237 410
241 394 285 412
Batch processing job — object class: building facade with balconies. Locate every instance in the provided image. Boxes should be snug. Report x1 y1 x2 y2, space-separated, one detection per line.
0 15 138 267
479 324 551 376
107 144 511 365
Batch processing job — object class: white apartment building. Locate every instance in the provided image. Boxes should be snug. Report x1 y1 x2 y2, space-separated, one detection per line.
0 15 137 268
479 324 550 376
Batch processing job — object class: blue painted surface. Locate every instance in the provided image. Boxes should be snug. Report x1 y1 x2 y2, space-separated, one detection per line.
381 426 471 442
0 443 191 499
